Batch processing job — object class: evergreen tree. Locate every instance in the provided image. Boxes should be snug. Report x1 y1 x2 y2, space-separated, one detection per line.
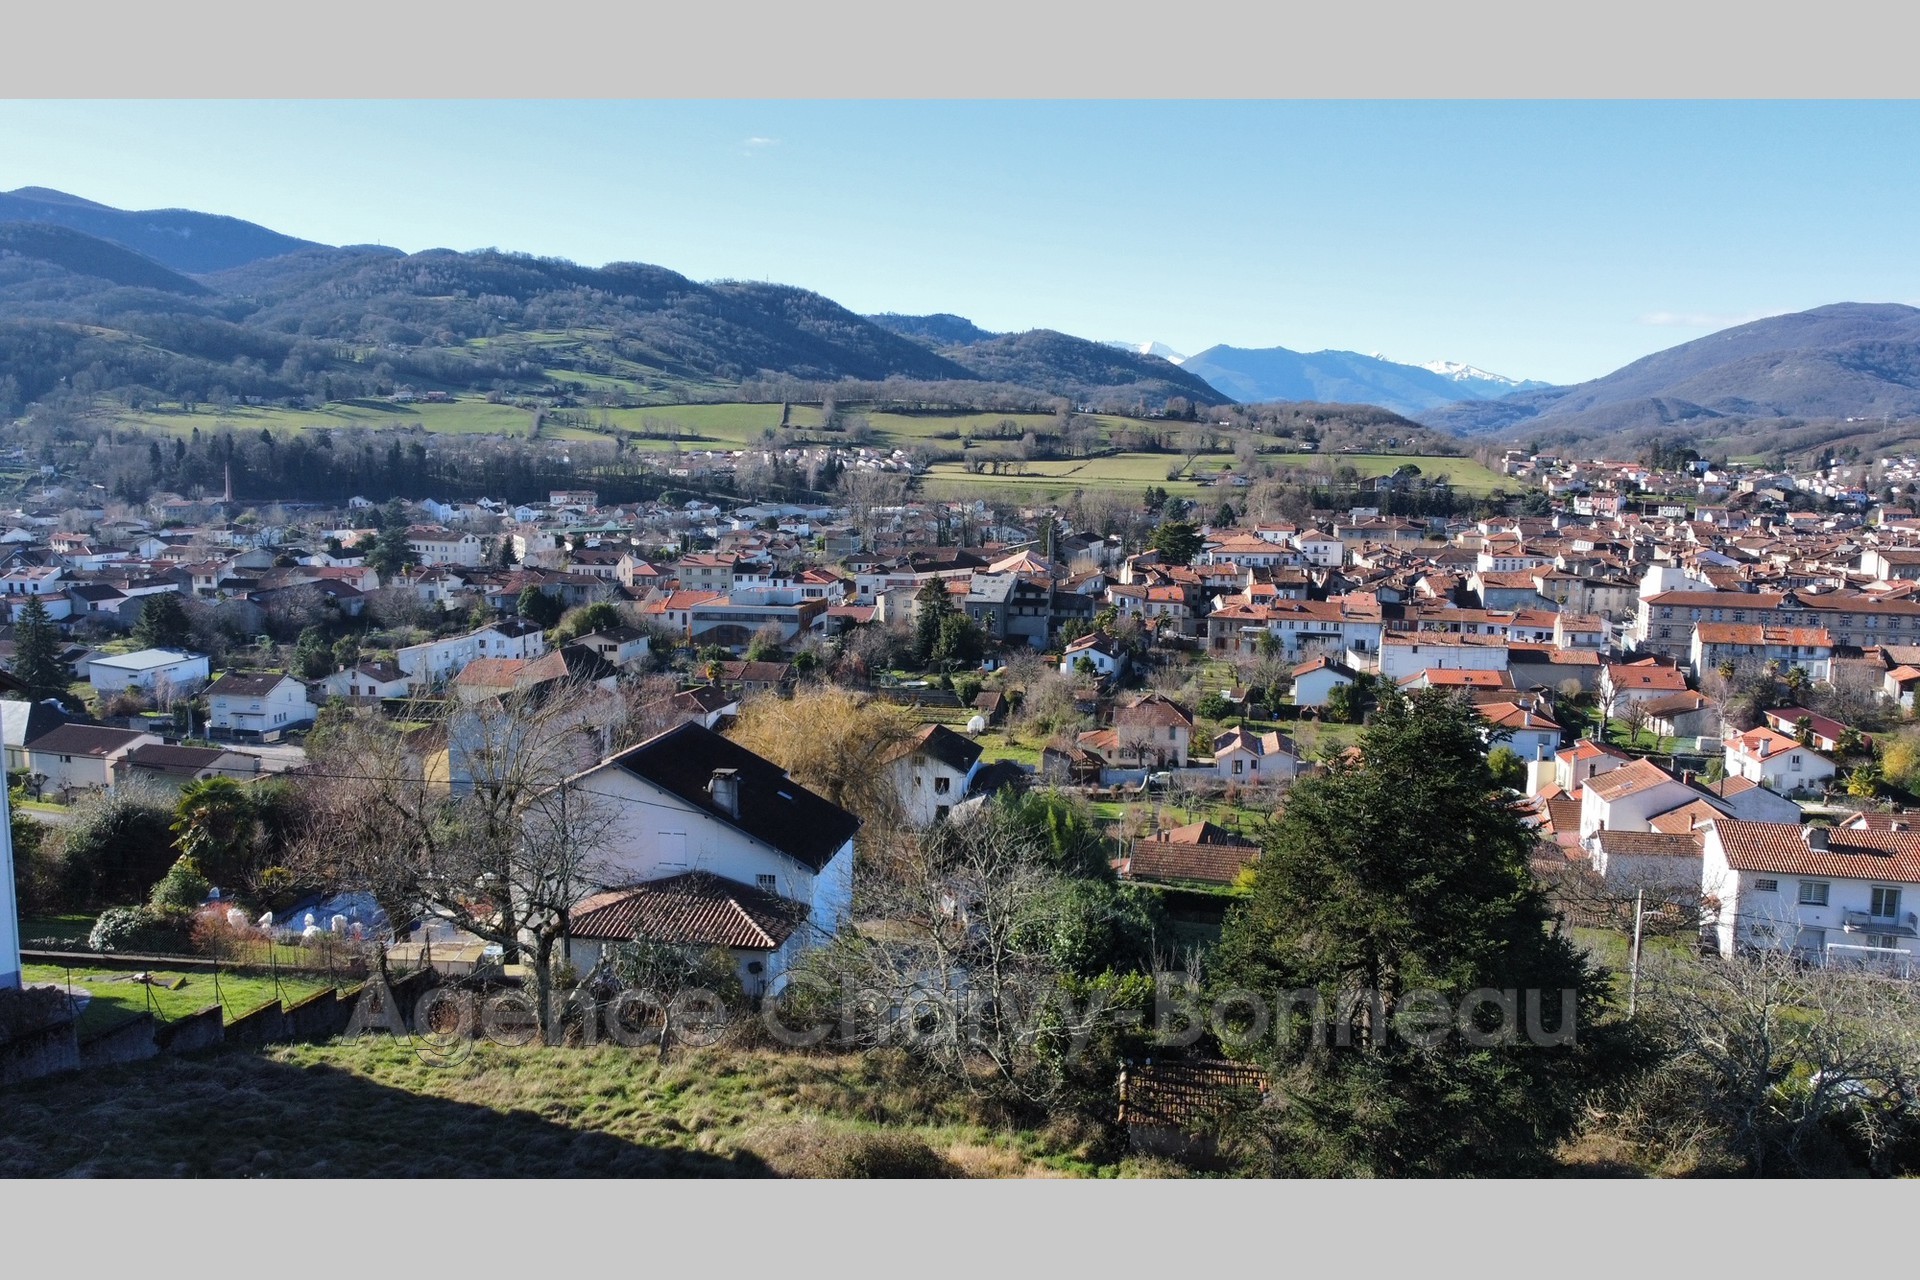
13 595 66 704
131 592 192 650
1210 687 1639 1176
933 611 984 668
912 577 954 667
293 625 334 680
517 586 563 630
1149 519 1203 566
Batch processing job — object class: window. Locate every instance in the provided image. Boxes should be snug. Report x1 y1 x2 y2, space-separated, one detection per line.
934 776 951 795
1872 886 1903 919
756 874 777 892
1232 759 1243 776
1798 880 1830 906
1169 727 1178 741
1754 878 1779 893
1791 755 1802 771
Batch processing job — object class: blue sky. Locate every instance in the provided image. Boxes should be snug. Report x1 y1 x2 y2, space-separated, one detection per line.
2 100 1917 385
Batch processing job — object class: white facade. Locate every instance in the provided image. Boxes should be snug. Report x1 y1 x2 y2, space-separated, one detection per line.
87 649 210 696
1291 662 1353 709
1702 823 1920 963
397 624 548 686
565 763 855 994
27 731 162 794
408 530 486 567
1377 637 1510 684
887 751 980 828
208 677 315 736
1578 771 1697 840
1724 731 1836 795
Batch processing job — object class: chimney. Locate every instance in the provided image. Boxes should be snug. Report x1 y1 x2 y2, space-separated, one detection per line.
707 767 740 820
1804 825 1829 851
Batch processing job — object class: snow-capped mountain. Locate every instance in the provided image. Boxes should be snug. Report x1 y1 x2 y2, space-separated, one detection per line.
1180 345 1551 417
1419 359 1532 388
1104 340 1187 365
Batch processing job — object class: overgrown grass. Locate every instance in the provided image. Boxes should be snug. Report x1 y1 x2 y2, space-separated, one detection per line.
0 1040 1160 1178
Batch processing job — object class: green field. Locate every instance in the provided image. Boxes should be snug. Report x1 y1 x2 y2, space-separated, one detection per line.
22 963 338 1038
920 453 1226 498
917 449 1505 499
109 398 590 439
92 394 1508 500
1259 452 1510 495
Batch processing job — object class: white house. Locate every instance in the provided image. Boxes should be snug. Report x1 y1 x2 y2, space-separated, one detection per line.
0 700 69 775
316 660 412 702
397 619 548 687
1377 634 1510 684
1586 829 1704 894
1578 758 1698 840
1701 819 1920 965
1113 692 1194 768
1211 726 1302 783
205 672 315 738
1293 530 1344 567
879 723 983 827
572 626 651 669
1290 656 1356 709
558 723 860 998
1722 726 1836 795
23 723 163 795
1061 633 1127 678
1481 700 1562 764
87 648 210 697
406 525 486 567
1599 658 1691 708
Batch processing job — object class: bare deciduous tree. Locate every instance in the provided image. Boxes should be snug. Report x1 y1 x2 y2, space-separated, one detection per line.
294 680 621 1041
796 803 1101 1103
1638 947 1920 1175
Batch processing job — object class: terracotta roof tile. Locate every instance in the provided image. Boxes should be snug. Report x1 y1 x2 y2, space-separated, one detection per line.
570 871 808 950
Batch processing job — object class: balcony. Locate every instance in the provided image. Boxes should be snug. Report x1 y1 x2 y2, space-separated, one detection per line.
1841 910 1919 937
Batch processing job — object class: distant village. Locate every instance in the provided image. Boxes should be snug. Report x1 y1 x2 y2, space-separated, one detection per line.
10 435 1920 1016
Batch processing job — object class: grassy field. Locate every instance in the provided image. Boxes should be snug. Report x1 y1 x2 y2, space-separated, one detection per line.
920 449 1506 499
21 963 339 1038
1260 451 1511 495
0 1040 1153 1178
920 453 1223 498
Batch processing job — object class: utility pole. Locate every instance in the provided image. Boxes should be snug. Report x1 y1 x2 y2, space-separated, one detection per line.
1628 888 1646 1018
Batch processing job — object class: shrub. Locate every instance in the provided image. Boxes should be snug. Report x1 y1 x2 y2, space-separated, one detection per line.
88 904 194 954
747 1121 956 1178
88 906 151 952
952 675 983 707
56 789 178 908
1198 692 1232 720
149 856 211 911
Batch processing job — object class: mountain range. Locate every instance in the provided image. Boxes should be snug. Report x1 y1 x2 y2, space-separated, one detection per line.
1421 303 1920 450
1177 345 1549 416
4 186 1920 457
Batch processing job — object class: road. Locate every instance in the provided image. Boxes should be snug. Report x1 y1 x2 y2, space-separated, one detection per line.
241 742 310 774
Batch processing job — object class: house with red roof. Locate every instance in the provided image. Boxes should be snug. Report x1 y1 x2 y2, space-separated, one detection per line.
1702 819 1920 964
